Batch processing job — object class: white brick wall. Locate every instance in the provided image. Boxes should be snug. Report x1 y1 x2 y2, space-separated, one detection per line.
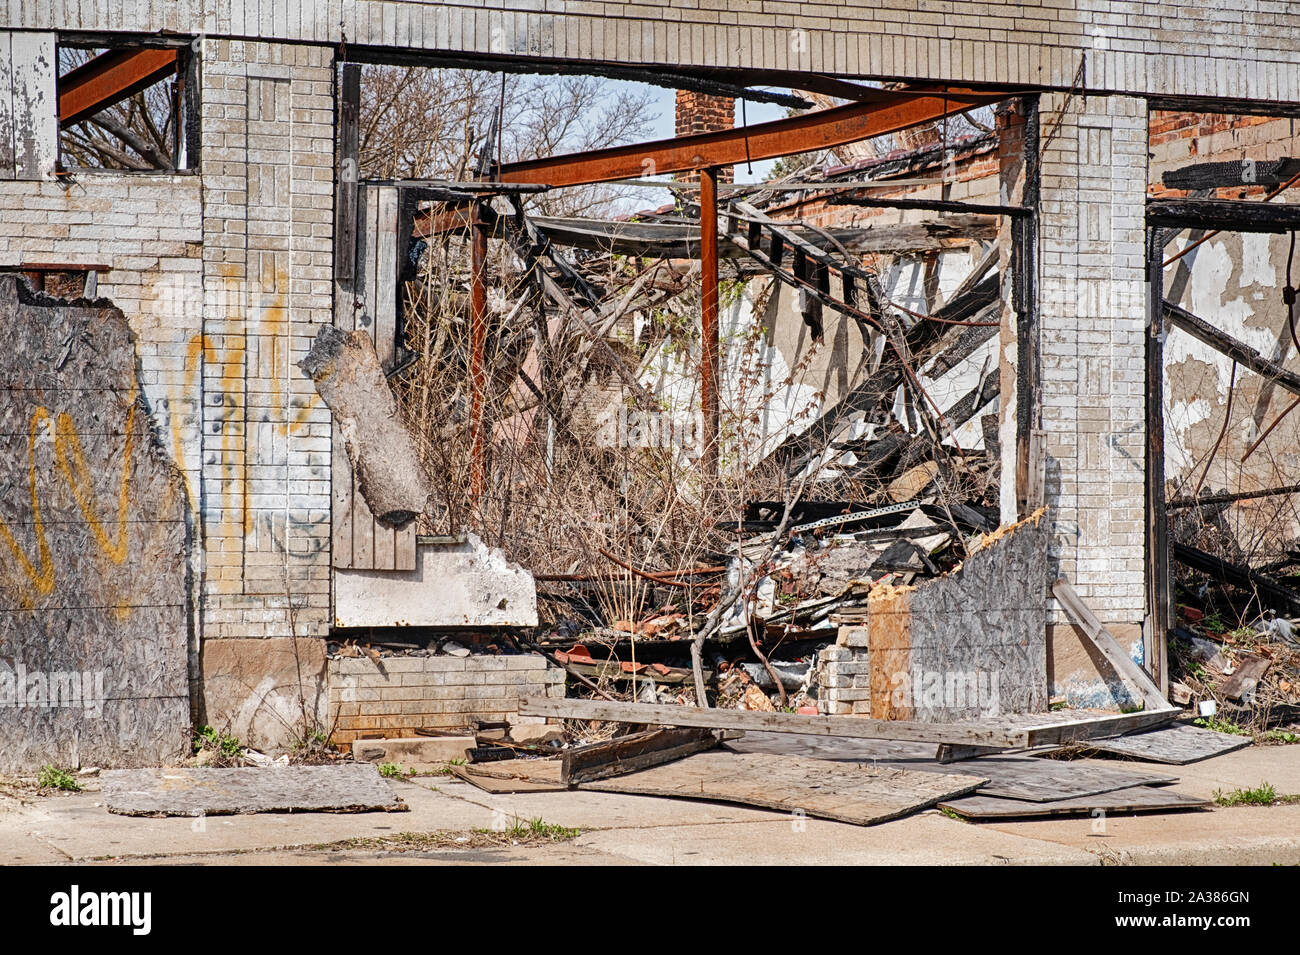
1037 93 1148 623
200 40 334 641
4 1 1300 102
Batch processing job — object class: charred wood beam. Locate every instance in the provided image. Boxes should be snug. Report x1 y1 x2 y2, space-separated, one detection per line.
1162 158 1300 192
1167 482 1300 510
1147 197 1300 233
828 194 1030 217
345 47 813 109
1172 542 1300 616
1163 299 1300 399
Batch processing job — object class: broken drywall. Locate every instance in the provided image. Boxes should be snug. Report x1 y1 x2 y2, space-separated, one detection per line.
0 275 190 770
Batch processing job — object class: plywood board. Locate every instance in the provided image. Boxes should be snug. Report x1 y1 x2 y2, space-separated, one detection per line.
876 756 1177 802
579 750 986 826
102 765 405 816
938 786 1209 819
867 509 1050 721
452 758 566 793
1085 723 1253 765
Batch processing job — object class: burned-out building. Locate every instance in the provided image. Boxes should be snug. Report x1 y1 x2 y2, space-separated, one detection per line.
2 2 1300 770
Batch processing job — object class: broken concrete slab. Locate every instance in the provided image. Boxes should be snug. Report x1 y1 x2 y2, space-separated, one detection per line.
299 324 430 527
334 534 538 628
100 765 406 816
350 736 474 769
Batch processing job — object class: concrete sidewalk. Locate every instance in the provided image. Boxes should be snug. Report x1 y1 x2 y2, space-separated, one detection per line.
3 745 1298 866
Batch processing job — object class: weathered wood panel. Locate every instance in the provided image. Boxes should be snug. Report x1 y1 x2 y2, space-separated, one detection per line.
331 185 416 571
0 275 190 770
876 755 1176 802
939 786 1208 819
580 750 987 826
868 508 1050 721
0 33 15 178
1086 723 1253 765
8 32 56 180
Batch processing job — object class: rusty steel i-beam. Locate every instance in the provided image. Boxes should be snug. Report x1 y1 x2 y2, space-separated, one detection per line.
58 47 180 128
469 202 489 504
496 90 999 189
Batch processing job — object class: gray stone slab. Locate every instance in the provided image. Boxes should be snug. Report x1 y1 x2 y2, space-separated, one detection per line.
1086 723 1254 765
101 765 406 816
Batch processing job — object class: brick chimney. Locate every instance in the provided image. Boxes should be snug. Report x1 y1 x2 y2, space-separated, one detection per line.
675 90 734 183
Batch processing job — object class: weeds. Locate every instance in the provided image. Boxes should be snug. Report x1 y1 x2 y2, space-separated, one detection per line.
1194 716 1249 736
473 816 579 841
1213 783 1278 806
378 763 411 779
37 766 81 792
193 724 242 758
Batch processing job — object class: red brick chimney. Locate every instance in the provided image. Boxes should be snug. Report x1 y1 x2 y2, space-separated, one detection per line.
675 90 734 183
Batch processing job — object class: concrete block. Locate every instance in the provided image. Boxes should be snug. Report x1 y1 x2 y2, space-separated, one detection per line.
348 736 474 769
334 534 537 628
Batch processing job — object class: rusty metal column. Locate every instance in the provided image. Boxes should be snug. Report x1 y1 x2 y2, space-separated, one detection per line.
700 166 720 480
470 202 489 504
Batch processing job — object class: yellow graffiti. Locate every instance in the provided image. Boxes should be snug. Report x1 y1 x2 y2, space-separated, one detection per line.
0 412 56 604
51 386 137 565
0 388 136 606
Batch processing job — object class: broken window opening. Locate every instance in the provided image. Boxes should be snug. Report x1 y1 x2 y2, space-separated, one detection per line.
55 39 199 174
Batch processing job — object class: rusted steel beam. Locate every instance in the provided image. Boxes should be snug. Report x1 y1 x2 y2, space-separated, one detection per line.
700 167 720 481
497 91 999 189
469 203 489 504
58 47 179 128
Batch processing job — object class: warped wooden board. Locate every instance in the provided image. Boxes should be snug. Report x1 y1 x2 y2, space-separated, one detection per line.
939 786 1209 819
452 758 566 793
1084 723 1253 765
102 766 404 816
562 728 718 785
520 697 1180 748
725 732 941 761
874 756 1177 802
1052 578 1168 711
579 751 986 826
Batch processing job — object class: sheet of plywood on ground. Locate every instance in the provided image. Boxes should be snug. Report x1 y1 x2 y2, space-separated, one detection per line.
938 786 1209 819
867 508 1050 720
519 697 1179 747
452 758 566 793
333 185 415 571
579 751 987 826
725 732 943 761
1083 723 1253 765
101 766 405 816
873 756 1177 802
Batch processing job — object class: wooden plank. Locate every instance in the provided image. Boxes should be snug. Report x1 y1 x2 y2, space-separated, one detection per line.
1085 723 1253 765
372 511 396 570
1146 234 1171 695
1052 578 1168 711
877 755 1177 802
939 786 1208 819
373 185 399 371
10 32 56 180
331 420 353 569
561 728 718 785
0 33 15 178
395 522 418 572
451 758 566 793
580 751 987 827
1025 428 1046 510
335 63 360 284
1222 654 1271 702
725 732 942 761
518 697 1180 749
